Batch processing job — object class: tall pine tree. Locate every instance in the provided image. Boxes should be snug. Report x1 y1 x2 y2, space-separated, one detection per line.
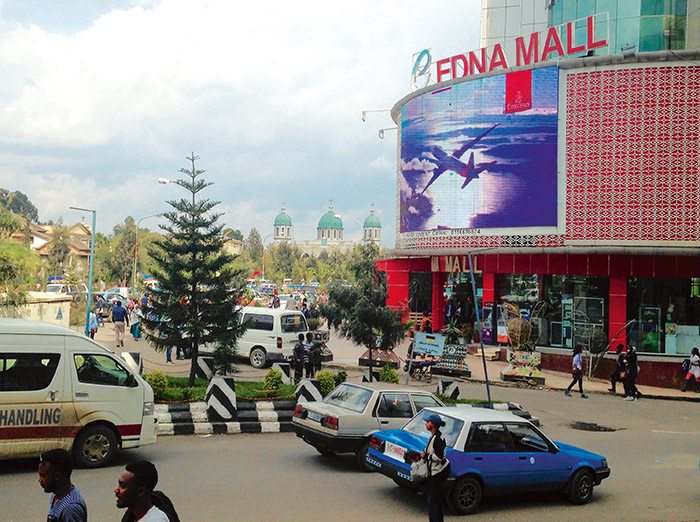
142 153 246 386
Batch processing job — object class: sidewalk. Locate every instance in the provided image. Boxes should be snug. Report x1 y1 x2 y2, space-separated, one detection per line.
84 322 697 401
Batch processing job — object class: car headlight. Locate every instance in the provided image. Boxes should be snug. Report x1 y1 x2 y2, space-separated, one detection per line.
143 402 155 416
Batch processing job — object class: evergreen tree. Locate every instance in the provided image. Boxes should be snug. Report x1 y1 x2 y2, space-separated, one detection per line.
142 154 247 386
320 244 406 378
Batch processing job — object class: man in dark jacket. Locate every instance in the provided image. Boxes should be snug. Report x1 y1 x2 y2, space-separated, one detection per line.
293 333 305 383
608 344 625 394
111 300 129 348
116 460 179 522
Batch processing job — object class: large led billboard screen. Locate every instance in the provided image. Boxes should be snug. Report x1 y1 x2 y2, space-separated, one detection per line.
399 66 559 236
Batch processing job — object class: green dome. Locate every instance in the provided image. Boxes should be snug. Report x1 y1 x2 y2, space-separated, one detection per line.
318 211 343 229
364 213 381 228
274 211 292 226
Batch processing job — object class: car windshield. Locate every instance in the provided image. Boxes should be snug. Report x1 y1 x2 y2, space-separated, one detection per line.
323 384 373 413
46 284 62 293
402 410 465 448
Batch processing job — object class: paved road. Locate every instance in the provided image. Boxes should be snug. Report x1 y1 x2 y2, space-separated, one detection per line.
3 384 699 521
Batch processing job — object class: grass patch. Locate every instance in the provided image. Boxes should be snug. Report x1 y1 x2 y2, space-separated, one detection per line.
156 375 295 402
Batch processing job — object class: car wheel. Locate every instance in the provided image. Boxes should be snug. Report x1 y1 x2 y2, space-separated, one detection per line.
567 468 595 504
315 446 335 457
451 475 482 515
355 439 374 472
73 425 118 468
249 347 267 368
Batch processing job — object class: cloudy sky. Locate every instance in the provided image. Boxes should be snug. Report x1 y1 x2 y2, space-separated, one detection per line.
0 0 482 246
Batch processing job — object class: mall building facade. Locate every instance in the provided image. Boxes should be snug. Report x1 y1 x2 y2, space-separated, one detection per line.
378 0 700 388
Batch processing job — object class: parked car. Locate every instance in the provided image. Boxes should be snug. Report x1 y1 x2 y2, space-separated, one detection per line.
46 283 89 301
292 382 445 471
366 407 610 515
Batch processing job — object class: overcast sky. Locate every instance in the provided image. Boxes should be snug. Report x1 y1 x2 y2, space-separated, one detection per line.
0 0 482 247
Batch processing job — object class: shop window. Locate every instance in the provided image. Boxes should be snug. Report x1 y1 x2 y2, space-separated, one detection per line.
409 272 432 314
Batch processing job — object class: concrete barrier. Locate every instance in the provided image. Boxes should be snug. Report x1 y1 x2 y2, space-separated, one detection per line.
272 362 293 385
206 376 237 421
362 370 380 382
436 379 460 400
196 356 215 379
295 379 322 403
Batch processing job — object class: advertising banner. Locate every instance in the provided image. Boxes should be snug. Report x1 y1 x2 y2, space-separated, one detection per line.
414 332 445 356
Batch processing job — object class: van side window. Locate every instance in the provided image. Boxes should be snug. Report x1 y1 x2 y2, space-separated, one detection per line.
0 354 60 391
281 314 307 333
74 354 131 386
243 314 274 331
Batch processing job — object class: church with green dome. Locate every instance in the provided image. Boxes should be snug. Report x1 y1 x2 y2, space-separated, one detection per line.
271 202 381 256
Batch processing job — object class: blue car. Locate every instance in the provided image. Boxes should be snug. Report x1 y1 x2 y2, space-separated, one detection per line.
366 407 610 515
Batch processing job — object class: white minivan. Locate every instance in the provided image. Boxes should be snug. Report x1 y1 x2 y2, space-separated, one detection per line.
0 319 157 468
237 306 308 368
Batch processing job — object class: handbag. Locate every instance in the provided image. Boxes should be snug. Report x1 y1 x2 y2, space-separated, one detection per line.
411 457 431 481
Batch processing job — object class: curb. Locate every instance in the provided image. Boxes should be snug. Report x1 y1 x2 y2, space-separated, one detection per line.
155 400 296 436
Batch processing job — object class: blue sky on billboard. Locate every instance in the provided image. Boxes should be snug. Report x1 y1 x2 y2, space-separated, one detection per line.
399 67 559 233
0 0 483 247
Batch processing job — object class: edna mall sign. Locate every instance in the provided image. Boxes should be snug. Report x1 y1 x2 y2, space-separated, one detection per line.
411 14 608 91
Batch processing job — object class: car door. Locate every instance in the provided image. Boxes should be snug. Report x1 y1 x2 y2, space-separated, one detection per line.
0 336 71 457
505 422 570 490
373 393 414 430
463 422 521 493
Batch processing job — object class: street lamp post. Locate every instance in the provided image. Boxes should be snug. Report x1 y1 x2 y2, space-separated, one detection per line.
70 206 96 336
262 233 274 281
334 214 364 242
132 214 163 296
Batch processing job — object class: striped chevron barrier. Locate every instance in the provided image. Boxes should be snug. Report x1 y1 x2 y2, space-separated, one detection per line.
155 400 296 435
272 362 293 385
196 356 216 380
206 376 237 421
295 379 322 403
436 379 460 400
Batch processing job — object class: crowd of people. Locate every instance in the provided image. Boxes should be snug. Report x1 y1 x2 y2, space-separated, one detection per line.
87 293 145 348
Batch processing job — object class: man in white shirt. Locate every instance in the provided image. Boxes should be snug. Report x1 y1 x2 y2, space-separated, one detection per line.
115 461 172 521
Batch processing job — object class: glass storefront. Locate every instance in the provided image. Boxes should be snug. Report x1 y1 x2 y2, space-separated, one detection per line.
627 277 700 354
497 274 609 349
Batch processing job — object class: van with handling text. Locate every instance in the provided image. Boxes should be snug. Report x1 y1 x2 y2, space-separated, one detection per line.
0 319 157 468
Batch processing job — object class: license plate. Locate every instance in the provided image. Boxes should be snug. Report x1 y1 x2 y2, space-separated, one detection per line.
308 411 323 422
384 442 406 462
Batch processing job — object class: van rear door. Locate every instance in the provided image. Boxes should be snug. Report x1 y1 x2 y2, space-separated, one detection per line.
280 313 308 357
0 335 72 458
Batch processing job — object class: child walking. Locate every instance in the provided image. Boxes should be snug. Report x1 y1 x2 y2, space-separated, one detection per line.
565 345 588 399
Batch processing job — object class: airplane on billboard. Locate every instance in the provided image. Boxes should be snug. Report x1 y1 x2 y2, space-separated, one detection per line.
420 123 500 194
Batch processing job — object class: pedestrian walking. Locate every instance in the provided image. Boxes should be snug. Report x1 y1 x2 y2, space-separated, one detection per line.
88 309 99 340
95 295 106 326
420 413 451 522
129 305 143 341
608 343 625 394
293 333 305 384
112 300 129 348
285 293 297 310
681 347 700 392
623 345 641 400
303 332 314 378
115 460 179 522
564 345 588 398
38 448 88 522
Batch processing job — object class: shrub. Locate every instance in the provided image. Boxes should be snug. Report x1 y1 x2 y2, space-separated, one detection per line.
212 341 238 376
307 317 321 331
316 370 336 396
145 370 168 399
379 361 399 384
334 369 348 386
263 368 283 395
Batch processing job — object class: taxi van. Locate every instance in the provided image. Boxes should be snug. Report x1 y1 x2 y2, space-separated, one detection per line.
0 319 157 468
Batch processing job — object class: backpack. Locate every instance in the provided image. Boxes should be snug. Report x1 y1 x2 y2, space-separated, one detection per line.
120 491 180 522
682 358 691 373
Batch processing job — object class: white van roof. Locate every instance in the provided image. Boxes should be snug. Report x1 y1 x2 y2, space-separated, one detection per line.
239 306 304 316
0 318 84 337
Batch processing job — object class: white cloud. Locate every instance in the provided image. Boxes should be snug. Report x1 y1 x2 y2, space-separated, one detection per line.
0 0 482 247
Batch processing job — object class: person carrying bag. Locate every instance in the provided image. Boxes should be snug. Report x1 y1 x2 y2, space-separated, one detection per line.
417 413 451 522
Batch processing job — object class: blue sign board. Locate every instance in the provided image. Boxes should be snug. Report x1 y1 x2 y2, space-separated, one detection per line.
414 332 445 356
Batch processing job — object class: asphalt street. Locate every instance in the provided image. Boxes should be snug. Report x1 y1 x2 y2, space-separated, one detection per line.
2 383 699 521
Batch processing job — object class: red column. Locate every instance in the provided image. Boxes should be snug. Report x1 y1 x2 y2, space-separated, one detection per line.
432 272 447 331
482 272 496 302
377 258 411 315
609 276 627 347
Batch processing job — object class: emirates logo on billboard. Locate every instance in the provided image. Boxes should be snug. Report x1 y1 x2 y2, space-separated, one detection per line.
505 70 532 114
